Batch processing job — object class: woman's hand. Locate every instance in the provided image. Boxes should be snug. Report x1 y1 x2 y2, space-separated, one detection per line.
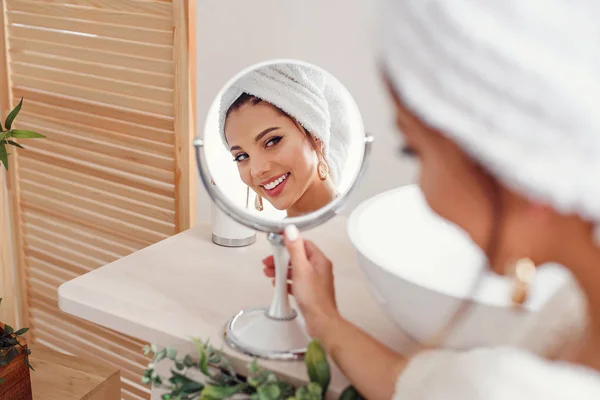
263 224 406 400
262 225 340 339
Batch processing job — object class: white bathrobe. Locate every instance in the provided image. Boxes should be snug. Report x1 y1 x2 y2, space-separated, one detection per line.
393 281 600 398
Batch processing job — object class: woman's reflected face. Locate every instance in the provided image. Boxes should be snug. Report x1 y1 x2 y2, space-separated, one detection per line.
224 101 320 211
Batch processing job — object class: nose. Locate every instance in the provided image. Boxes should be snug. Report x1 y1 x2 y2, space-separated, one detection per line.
249 156 270 179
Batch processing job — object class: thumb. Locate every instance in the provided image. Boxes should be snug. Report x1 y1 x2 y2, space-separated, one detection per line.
284 224 308 266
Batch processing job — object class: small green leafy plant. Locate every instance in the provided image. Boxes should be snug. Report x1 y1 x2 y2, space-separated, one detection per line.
0 97 45 170
0 298 34 385
142 338 365 400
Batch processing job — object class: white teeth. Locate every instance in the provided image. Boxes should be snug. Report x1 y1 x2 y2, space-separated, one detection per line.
264 174 288 190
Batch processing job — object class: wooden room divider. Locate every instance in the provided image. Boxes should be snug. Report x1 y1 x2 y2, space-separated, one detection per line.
0 0 196 398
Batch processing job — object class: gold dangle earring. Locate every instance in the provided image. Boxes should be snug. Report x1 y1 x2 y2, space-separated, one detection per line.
317 157 329 181
507 258 536 307
254 193 263 211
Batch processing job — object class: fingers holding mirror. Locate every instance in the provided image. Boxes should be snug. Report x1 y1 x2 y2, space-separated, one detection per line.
198 59 371 231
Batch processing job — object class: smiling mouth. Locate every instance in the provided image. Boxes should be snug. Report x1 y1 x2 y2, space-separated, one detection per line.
260 173 290 197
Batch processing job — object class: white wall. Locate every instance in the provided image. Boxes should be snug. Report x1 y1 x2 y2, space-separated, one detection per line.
195 0 418 225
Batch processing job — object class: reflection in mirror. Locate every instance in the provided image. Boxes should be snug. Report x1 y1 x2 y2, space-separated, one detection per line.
203 61 365 222
196 59 371 361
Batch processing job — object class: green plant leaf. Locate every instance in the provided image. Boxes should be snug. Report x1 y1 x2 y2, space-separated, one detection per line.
14 328 29 336
156 348 167 362
3 325 13 335
200 384 247 399
24 354 35 371
5 97 23 130
305 340 331 394
192 338 210 376
166 347 177 360
338 385 365 400
7 140 24 149
257 383 281 400
181 380 204 394
306 383 322 397
183 354 195 367
10 130 45 139
0 142 7 170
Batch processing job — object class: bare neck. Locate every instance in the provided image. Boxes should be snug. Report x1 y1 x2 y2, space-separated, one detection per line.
286 178 337 218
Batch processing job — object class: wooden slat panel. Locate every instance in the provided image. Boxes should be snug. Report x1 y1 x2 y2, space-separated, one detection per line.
26 234 108 270
33 328 145 384
12 74 174 117
172 0 195 232
28 257 79 282
18 116 174 171
10 26 173 61
31 308 150 365
20 138 175 186
27 226 118 265
121 379 152 400
29 277 59 303
11 51 174 89
8 11 172 45
12 62 174 104
29 264 68 287
26 0 172 18
20 111 173 157
2 2 188 399
22 191 170 245
19 150 173 212
20 179 175 235
20 168 175 225
30 297 147 350
19 100 174 145
10 37 174 75
25 213 135 258
122 388 148 400
6 0 173 31
19 157 174 212
13 87 174 131
28 248 92 277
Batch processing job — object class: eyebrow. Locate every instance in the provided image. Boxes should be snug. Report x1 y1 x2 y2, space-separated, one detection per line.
229 127 280 151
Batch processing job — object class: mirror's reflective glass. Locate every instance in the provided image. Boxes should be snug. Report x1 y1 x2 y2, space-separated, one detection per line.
203 60 366 222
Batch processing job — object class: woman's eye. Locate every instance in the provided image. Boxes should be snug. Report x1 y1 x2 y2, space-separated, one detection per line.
233 153 248 162
265 136 282 148
399 145 418 157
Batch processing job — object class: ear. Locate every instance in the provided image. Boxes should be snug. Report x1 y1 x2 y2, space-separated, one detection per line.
314 138 325 153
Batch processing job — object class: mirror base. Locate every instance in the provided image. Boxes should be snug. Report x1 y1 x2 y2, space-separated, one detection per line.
224 307 310 360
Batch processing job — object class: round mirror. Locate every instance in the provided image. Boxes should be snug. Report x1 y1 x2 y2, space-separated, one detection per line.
194 59 372 360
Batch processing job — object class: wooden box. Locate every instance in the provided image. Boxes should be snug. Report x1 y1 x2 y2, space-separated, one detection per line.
0 323 32 400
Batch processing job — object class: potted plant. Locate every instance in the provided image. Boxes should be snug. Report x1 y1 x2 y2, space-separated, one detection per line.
0 97 46 170
0 298 34 399
142 338 364 400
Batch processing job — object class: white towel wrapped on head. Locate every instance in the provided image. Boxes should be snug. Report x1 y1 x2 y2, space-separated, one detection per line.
218 63 351 187
379 0 600 242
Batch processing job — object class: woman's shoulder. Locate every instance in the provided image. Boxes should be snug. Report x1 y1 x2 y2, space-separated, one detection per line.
393 346 600 399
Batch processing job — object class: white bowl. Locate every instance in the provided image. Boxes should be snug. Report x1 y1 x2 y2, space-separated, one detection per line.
347 184 571 351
